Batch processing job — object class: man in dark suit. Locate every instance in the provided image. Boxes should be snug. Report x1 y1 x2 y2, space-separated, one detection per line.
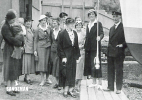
106 11 127 94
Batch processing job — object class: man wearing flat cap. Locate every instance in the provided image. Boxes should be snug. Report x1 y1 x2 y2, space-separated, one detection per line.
106 11 127 94
45 12 53 29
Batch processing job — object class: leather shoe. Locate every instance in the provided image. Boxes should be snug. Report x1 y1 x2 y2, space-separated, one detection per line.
116 90 121 94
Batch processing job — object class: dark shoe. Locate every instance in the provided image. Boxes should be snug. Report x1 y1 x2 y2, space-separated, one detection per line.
24 78 27 82
6 91 16 96
116 90 121 94
58 87 62 90
13 91 20 93
63 92 68 98
53 84 58 88
67 91 76 98
25 79 32 85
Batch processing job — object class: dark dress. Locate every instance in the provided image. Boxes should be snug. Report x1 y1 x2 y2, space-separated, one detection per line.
51 29 62 77
1 21 24 81
107 22 127 90
57 29 80 87
84 21 104 78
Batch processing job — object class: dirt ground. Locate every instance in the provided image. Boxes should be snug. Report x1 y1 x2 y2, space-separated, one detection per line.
0 73 79 100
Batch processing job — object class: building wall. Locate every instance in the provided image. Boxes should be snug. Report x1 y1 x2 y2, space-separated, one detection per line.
0 0 20 23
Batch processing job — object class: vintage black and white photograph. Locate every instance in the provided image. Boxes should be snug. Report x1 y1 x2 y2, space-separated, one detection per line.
0 0 142 100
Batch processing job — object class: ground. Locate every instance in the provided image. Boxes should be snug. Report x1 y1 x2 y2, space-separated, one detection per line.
0 61 142 100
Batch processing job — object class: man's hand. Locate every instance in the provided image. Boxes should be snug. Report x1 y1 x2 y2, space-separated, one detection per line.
116 44 123 47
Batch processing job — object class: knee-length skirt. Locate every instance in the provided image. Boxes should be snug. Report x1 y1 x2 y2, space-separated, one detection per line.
22 53 35 74
36 47 50 72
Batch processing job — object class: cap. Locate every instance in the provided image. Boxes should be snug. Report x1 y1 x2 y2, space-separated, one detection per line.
45 12 52 17
59 12 68 18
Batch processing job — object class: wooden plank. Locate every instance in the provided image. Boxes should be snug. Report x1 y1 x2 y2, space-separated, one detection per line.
118 91 129 100
86 79 97 100
104 80 121 100
93 80 106 100
101 80 114 100
80 80 89 100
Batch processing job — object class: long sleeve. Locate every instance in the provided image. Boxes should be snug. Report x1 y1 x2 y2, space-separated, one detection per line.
99 22 104 41
34 29 39 51
1 25 23 47
57 32 66 59
75 32 81 59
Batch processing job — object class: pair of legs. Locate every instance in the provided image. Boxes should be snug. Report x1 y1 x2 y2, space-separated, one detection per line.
107 56 124 92
63 85 76 98
6 80 17 96
75 79 81 91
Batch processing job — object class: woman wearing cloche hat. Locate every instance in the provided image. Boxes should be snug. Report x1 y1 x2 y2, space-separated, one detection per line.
22 16 35 85
34 15 52 86
84 9 104 89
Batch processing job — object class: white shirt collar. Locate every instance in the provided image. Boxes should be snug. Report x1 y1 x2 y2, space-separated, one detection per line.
115 22 121 28
88 19 97 31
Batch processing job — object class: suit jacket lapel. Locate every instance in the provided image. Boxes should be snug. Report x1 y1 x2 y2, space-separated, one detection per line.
64 29 72 45
110 23 122 39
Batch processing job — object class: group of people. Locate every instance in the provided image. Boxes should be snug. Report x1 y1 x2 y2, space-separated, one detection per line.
0 8 127 97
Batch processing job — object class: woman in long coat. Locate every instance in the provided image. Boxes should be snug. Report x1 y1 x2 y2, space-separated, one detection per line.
22 16 35 85
34 15 52 86
84 9 104 88
1 11 24 96
51 18 62 89
57 17 80 98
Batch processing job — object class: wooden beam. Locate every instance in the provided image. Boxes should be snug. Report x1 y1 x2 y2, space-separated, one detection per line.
83 0 85 22
61 0 64 12
42 3 94 9
69 0 73 17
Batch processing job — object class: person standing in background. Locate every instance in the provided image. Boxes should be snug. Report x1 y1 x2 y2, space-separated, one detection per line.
74 22 86 93
51 18 62 90
22 16 35 85
45 12 53 29
84 9 104 89
106 11 127 94
59 12 68 29
34 15 52 86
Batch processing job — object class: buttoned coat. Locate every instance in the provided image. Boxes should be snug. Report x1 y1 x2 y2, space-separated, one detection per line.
107 23 127 57
24 28 35 54
84 22 104 51
1 21 24 81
